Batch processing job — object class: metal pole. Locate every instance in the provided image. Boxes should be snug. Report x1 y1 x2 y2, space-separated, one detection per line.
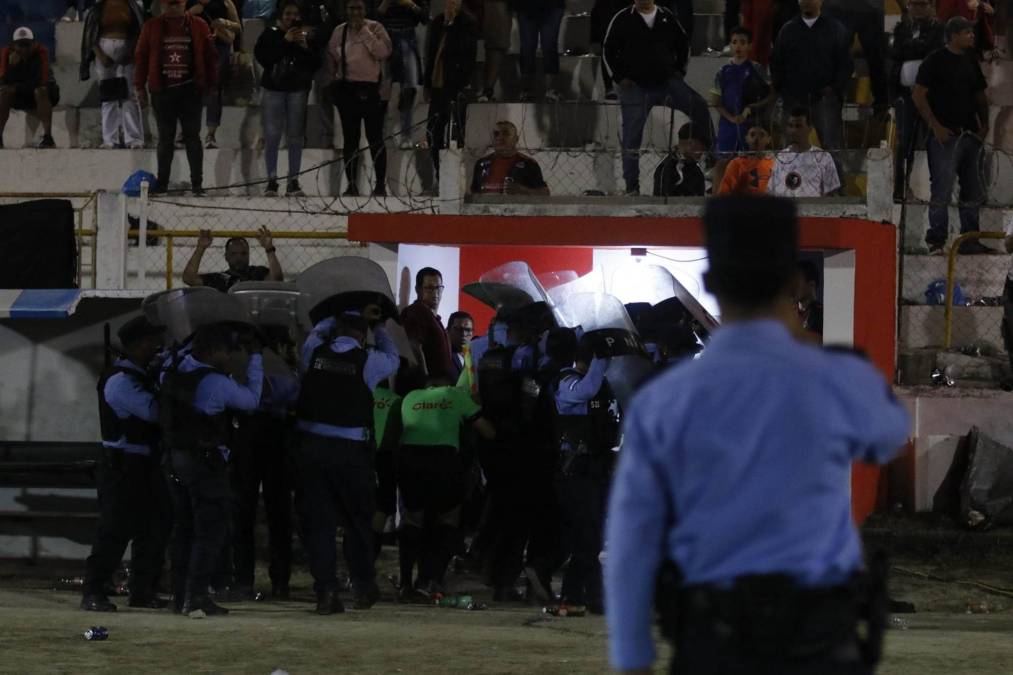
166 235 174 289
138 181 149 287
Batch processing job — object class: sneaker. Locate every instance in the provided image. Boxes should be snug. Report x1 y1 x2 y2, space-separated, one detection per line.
264 180 279 196
190 185 205 197
37 134 55 149
127 141 145 150
286 180 305 197
958 240 993 255
80 594 117 612
544 89 562 103
182 596 229 618
205 134 217 149
99 142 119 150
622 186 640 197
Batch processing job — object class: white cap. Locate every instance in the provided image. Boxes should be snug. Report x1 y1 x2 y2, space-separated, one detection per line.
12 27 35 42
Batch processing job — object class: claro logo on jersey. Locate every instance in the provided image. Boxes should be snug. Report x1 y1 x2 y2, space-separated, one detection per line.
412 400 452 410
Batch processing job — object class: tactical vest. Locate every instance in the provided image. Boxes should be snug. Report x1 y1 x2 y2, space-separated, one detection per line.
552 368 619 478
97 365 159 448
159 367 230 453
296 344 374 430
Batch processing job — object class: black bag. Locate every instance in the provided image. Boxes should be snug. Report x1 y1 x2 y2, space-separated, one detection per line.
99 76 129 102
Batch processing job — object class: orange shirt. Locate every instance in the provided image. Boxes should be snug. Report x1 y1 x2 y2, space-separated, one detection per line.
716 156 774 195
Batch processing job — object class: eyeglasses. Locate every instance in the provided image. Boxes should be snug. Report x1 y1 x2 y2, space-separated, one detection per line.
422 285 445 291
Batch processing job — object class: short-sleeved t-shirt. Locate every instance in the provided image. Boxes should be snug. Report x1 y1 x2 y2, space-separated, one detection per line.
199 265 270 292
915 47 987 132
766 148 840 198
400 385 481 450
717 156 774 195
373 386 403 450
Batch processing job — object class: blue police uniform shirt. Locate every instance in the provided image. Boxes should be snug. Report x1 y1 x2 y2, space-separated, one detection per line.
604 320 911 671
470 334 491 366
298 318 400 441
554 357 608 415
260 370 300 418
179 352 265 457
103 357 159 455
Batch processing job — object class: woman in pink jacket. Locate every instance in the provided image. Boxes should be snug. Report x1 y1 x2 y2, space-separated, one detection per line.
327 0 393 197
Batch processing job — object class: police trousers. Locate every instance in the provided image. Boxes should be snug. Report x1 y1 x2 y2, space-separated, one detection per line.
84 449 172 598
164 448 230 602
477 437 531 588
556 474 607 606
230 414 293 590
295 432 376 595
671 577 870 675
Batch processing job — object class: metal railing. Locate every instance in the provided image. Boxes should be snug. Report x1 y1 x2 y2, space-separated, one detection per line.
944 231 1008 349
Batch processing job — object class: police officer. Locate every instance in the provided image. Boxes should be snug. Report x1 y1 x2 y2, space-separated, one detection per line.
161 323 265 618
82 315 172 612
295 307 399 614
604 195 911 674
549 333 615 615
396 374 495 601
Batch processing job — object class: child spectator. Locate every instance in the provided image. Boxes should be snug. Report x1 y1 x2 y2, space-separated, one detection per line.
716 125 774 195
0 27 58 148
471 121 550 195
710 26 772 189
767 107 840 198
652 123 707 197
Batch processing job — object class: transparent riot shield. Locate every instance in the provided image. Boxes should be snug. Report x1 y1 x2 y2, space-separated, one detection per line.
141 286 254 344
296 256 399 326
462 260 552 311
608 262 718 340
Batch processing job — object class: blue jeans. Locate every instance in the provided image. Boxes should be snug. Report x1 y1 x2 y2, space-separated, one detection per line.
925 133 985 248
389 29 421 138
518 6 564 76
261 88 308 181
617 78 714 192
205 41 231 129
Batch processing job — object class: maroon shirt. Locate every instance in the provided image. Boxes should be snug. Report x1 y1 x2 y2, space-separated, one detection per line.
400 300 454 380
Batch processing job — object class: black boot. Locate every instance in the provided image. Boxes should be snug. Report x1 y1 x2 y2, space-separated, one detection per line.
80 594 117 612
315 589 345 615
182 594 230 618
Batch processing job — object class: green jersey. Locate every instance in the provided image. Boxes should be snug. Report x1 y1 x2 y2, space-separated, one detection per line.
373 387 403 451
400 385 482 450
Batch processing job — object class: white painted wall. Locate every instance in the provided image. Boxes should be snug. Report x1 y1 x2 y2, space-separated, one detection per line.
592 248 719 318
394 245 461 318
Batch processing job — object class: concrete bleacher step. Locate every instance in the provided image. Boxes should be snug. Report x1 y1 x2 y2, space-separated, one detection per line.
900 305 1005 351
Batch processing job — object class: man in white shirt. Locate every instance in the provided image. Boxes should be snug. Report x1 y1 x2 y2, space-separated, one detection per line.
767 107 841 198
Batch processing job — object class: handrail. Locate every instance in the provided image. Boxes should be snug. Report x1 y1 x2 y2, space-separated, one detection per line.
943 231 1007 348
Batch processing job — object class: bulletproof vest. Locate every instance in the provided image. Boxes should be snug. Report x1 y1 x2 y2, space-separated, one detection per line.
296 344 374 430
97 365 159 448
476 345 522 427
159 367 230 453
552 368 619 477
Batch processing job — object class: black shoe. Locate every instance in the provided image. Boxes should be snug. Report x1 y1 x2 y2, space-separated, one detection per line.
190 185 205 197
316 590 346 615
397 586 429 604
343 185 360 197
352 584 381 610
81 595 117 612
492 586 525 602
264 180 279 196
182 595 230 618
37 134 55 149
372 185 387 197
286 180 305 197
271 585 290 600
149 183 168 195
128 595 169 609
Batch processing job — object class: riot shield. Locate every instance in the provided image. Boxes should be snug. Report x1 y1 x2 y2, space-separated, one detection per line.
553 292 654 407
544 269 605 307
462 261 551 311
609 263 719 340
296 256 398 326
141 287 254 344
229 281 312 331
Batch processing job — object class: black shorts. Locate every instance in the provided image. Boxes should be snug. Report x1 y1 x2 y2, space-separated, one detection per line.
396 445 465 516
9 81 60 111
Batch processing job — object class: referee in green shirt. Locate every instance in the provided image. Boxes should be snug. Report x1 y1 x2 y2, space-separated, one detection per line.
397 376 495 600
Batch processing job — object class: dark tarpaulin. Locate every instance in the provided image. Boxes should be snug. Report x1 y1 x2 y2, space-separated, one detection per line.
0 199 77 289
959 427 1013 528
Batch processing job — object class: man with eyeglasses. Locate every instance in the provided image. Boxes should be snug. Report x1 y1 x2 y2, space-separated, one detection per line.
471 121 550 196
401 267 455 382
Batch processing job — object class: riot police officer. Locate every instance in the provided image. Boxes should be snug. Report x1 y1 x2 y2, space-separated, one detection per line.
604 196 911 674
82 315 171 612
161 323 265 618
295 308 399 614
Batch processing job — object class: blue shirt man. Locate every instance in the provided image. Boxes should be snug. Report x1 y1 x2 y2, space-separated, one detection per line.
604 195 911 673
554 357 608 415
102 358 160 455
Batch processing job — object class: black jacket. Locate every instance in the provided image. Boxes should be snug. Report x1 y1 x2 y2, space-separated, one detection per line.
653 154 705 197
423 11 478 91
770 14 853 99
79 0 145 81
254 24 321 91
602 5 690 87
889 17 944 94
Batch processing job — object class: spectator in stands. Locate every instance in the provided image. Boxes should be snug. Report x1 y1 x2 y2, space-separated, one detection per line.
447 310 475 380
303 0 342 148
603 0 714 196
135 0 219 195
723 0 740 54
913 16 990 255
653 122 706 197
741 0 775 67
590 0 630 100
187 0 241 149
515 0 565 102
938 0 995 57
80 0 147 150
766 107 841 197
770 0 852 153
890 0 944 200
401 267 455 381
710 26 772 189
796 260 823 336
470 120 550 195
467 0 511 102
255 1 320 196
716 124 774 195
182 227 283 290
0 27 58 149
327 0 392 196
660 0 694 40
823 0 887 114
377 0 428 149
424 0 478 189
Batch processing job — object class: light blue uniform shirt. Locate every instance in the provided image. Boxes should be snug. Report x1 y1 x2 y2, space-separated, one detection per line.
103 358 159 455
604 320 911 671
554 358 608 415
179 353 264 457
297 319 400 441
